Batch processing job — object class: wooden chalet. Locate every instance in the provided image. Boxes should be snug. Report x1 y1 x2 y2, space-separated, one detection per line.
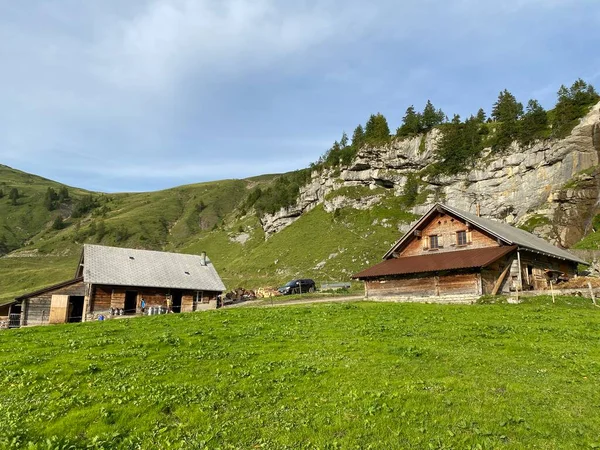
13 244 226 327
353 203 587 302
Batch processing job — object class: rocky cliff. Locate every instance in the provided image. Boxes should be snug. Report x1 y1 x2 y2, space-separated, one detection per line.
261 101 600 247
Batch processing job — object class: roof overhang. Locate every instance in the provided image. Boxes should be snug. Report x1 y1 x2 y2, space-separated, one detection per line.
15 277 84 301
354 245 517 279
382 203 586 265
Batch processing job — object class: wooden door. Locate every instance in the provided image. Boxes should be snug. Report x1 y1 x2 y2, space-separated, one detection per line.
49 295 69 324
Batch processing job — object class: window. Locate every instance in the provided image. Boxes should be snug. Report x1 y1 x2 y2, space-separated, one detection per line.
456 230 467 246
429 235 439 249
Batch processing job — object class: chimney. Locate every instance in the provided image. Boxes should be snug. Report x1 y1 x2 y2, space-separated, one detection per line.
200 251 207 266
476 203 481 217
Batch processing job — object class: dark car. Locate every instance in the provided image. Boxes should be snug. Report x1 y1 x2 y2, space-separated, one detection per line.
278 279 316 295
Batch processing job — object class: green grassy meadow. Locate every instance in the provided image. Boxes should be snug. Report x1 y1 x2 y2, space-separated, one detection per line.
1 297 599 449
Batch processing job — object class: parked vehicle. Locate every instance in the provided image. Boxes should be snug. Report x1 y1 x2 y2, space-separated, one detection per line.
278 279 316 295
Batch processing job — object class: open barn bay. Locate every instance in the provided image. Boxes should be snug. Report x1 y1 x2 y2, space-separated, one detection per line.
1 298 599 449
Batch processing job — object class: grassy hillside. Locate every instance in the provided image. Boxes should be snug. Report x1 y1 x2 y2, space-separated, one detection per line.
0 165 281 305
182 195 417 289
1 297 599 448
0 163 418 304
0 164 91 251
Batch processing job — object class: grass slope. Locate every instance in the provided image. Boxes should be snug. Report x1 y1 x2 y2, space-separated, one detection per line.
1 298 599 448
0 164 91 250
182 196 418 289
0 165 280 304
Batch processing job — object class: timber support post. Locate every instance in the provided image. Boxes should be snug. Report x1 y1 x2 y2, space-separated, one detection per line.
491 262 512 296
515 255 520 303
587 282 599 307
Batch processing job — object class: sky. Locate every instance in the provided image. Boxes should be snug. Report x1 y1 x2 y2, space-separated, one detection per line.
1 0 599 193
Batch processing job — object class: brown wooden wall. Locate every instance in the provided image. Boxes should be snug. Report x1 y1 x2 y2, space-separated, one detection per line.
365 271 480 299
22 281 86 326
90 285 221 314
400 212 499 258
480 251 578 295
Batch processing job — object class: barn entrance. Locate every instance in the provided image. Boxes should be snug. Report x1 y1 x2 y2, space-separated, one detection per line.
8 303 22 328
68 296 84 323
172 291 182 313
124 291 138 315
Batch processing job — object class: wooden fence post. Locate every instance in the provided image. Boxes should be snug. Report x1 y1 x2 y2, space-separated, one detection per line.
550 280 555 304
587 282 598 307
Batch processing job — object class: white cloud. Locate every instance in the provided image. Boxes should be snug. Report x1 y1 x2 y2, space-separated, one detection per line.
0 0 599 192
94 0 371 91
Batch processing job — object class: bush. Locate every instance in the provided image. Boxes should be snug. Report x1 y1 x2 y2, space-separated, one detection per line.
400 174 420 208
51 216 65 230
247 169 312 216
71 195 100 218
8 188 19 205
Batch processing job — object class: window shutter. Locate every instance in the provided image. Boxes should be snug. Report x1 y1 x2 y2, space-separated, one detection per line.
467 231 473 244
422 237 429 250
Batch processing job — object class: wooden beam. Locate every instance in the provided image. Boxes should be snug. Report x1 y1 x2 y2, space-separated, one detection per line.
491 262 512 295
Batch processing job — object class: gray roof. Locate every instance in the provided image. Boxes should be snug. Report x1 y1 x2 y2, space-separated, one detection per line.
384 203 587 265
82 244 226 292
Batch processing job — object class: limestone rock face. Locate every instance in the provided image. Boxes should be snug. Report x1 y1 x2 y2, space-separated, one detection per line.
260 102 600 246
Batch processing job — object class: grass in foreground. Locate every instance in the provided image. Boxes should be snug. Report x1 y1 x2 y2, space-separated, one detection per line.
1 297 599 449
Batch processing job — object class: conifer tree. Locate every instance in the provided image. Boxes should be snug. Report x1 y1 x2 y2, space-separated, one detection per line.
519 99 548 144
421 100 445 130
44 187 59 211
8 188 18 206
491 89 523 150
476 108 486 123
351 124 365 149
58 186 69 202
552 79 599 137
364 113 390 145
52 216 64 230
396 106 422 137
340 132 349 148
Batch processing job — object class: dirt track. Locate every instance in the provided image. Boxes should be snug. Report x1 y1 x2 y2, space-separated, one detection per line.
223 294 364 309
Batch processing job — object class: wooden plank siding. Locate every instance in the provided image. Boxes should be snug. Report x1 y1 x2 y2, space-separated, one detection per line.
401 212 499 258
89 285 221 315
366 271 480 299
22 280 86 326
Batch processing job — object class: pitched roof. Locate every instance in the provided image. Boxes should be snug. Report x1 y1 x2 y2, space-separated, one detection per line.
383 203 587 265
354 245 516 279
81 245 226 292
15 278 84 301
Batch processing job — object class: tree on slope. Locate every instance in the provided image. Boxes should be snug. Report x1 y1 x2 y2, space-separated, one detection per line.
519 99 548 145
44 187 59 211
421 100 445 130
552 79 600 137
8 188 19 206
476 108 486 123
491 89 523 150
351 124 365 149
396 106 422 137
364 113 391 145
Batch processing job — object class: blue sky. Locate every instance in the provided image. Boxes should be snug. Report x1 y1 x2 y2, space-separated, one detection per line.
1 0 599 193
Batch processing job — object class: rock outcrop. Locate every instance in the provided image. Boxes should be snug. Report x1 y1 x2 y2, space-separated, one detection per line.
261 102 600 247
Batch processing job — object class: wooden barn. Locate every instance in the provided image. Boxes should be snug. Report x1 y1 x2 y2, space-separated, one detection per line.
353 203 587 302
13 244 226 327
